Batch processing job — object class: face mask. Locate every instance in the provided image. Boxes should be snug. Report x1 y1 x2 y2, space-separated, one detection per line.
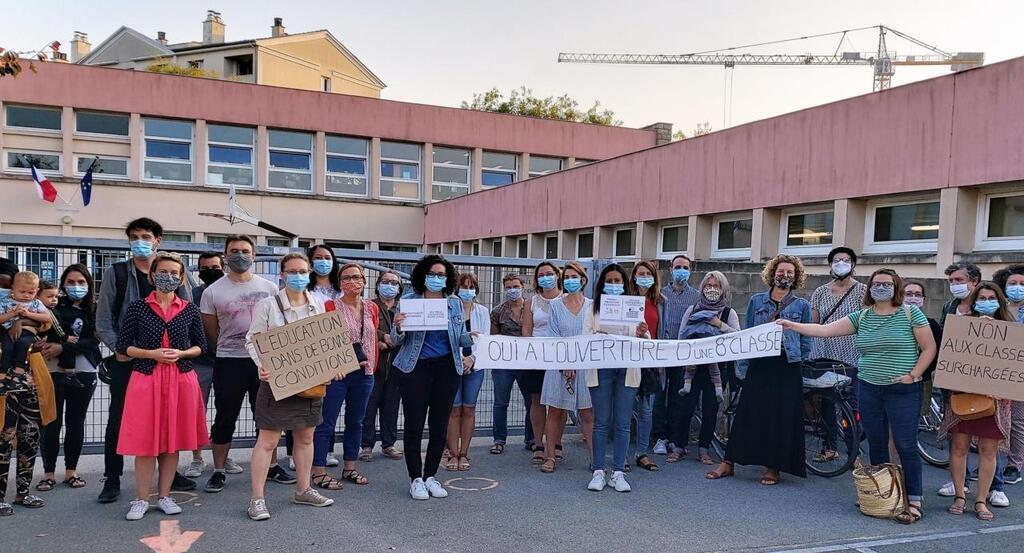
563 277 583 294
198 268 223 286
672 268 690 284
636 276 655 289
0 288 9 300
285 273 310 292
505 287 523 301
537 275 558 290
341 280 364 296
64 285 89 300
870 284 894 302
949 282 970 299
774 276 795 290
130 240 154 258
225 253 254 273
458 288 477 302
603 283 625 296
378 283 399 299
312 259 333 277
903 296 925 308
153 273 181 294
703 288 722 302
425 275 446 293
974 299 1000 315
831 261 853 279
1006 284 1024 302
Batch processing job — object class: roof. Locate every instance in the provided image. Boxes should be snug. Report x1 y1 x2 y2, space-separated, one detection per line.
78 26 174 65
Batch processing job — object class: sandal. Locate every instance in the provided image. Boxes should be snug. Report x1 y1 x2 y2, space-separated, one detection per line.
0 502 11 516
812 450 840 463
446 456 459 471
489 443 505 455
699 452 716 466
759 470 780 486
341 470 369 485
457 456 471 471
540 458 556 473
530 445 545 465
636 455 660 472
895 503 923 524
666 449 686 463
311 473 344 490
705 462 734 480
35 479 56 492
382 446 403 459
975 501 994 521
13 495 45 508
948 496 966 515
63 476 86 489
554 444 564 462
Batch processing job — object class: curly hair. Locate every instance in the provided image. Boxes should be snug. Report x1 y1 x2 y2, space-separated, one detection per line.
410 254 457 295
993 264 1024 293
760 254 807 290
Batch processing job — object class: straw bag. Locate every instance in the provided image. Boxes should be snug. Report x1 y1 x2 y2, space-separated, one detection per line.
852 462 907 519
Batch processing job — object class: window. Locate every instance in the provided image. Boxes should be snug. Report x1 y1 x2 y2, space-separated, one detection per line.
432 146 470 200
472 243 480 256
379 244 419 253
187 60 203 69
614 227 635 258
268 129 313 192
162 233 193 243
577 232 594 259
975 190 1024 251
207 124 254 187
267 237 291 248
865 199 940 253
75 111 129 136
5 151 60 174
528 155 562 177
574 159 596 166
226 54 253 76
324 241 366 250
205 234 229 246
326 135 369 196
517 238 528 258
5 105 61 131
482 152 517 187
380 141 420 200
658 224 688 257
321 76 331 92
451 243 461 255
75 155 128 179
783 210 834 253
143 117 192 183
713 216 753 258
545 235 558 259
492 240 503 257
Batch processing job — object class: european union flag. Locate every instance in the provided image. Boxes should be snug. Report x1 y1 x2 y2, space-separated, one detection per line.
80 157 96 206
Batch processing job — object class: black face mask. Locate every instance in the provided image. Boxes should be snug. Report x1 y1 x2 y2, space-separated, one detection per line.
199 268 224 286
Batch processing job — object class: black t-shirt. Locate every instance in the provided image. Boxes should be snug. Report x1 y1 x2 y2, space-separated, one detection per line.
136 268 154 298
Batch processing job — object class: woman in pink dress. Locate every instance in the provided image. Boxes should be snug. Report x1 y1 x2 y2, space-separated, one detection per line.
115 252 208 521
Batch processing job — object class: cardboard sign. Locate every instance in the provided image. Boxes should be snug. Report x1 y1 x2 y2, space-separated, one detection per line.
934 316 1024 401
400 298 449 331
599 294 645 326
251 310 359 400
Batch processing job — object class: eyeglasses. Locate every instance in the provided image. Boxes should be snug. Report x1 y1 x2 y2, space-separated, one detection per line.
379 279 401 286
340 275 364 283
283 270 310 276
905 291 924 298
427 272 447 278
871 282 895 289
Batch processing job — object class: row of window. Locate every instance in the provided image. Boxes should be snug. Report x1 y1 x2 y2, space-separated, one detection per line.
155 233 419 253
3 104 592 201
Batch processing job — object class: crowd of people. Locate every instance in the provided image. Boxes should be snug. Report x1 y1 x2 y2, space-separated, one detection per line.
0 217 1022 525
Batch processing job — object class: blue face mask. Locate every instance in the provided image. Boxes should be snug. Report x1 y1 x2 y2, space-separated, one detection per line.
285 273 310 292
636 276 655 289
425 275 447 293
974 299 1000 315
312 259 333 276
458 288 477 302
378 283 399 299
505 287 523 301
130 240 154 258
563 277 583 294
537 275 558 290
64 285 89 300
603 283 625 296
1006 285 1024 302
0 288 9 300
672 268 690 284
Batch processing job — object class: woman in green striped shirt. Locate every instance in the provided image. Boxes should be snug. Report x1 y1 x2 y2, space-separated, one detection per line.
779 268 937 524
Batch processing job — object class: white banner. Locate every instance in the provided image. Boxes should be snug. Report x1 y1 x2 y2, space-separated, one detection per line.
475 323 783 370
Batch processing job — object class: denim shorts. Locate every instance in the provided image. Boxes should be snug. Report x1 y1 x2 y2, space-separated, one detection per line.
453 370 486 407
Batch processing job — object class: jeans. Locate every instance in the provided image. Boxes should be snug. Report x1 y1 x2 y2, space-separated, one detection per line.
590 368 638 472
193 361 214 407
677 366 719 450
859 380 923 502
314 370 374 465
42 372 97 473
210 357 261 445
103 358 132 478
630 393 655 458
397 356 460 480
491 370 534 446
454 370 485 407
361 367 402 449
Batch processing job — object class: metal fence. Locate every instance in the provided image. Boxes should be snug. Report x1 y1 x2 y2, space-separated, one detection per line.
0 234 581 454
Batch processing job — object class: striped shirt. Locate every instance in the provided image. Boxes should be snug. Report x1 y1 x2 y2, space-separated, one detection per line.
848 305 928 385
661 283 701 340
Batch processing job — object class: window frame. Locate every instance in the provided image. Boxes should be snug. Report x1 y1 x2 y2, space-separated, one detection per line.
711 213 754 259
4 149 62 175
206 123 255 189
492 240 503 257
612 226 637 259
379 141 422 202
576 231 595 260
974 187 1024 251
528 155 563 178
267 129 314 194
74 110 130 138
656 222 689 259
517 238 528 259
863 195 941 254
73 154 129 180
4 104 62 134
324 135 370 198
431 145 471 201
481 151 518 188
779 206 835 256
142 117 194 185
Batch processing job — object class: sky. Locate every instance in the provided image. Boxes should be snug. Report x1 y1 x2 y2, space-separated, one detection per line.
11 0 1023 133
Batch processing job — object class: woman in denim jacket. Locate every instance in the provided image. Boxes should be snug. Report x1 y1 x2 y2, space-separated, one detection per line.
707 254 812 486
390 255 474 501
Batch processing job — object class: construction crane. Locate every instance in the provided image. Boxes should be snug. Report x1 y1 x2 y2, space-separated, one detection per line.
559 25 983 92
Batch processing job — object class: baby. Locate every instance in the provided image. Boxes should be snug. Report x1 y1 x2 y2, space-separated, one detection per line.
36 281 80 389
0 271 52 391
678 308 726 400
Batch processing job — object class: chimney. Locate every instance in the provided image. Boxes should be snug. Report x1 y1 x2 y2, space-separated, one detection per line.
203 10 225 44
271 17 286 37
641 122 674 145
157 31 167 45
70 32 91 63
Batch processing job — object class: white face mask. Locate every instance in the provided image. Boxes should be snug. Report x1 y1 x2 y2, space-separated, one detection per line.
831 260 852 279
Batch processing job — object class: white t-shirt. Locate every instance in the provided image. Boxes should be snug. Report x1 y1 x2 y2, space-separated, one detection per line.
200 274 279 358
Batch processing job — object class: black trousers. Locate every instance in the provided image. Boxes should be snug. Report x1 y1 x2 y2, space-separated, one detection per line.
103 358 132 478
676 366 719 449
652 367 683 442
362 366 402 449
42 372 97 473
397 356 460 480
211 357 261 445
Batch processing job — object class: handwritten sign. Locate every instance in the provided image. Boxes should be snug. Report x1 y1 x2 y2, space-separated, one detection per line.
475 323 783 371
400 298 449 331
599 294 645 326
251 311 359 400
934 316 1024 401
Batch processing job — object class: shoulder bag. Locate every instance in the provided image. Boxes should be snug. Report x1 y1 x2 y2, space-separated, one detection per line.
950 393 996 420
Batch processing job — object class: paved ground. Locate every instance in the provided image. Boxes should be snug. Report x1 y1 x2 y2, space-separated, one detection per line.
3 437 1023 553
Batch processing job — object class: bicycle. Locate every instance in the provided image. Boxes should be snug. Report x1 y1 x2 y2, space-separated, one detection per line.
917 386 949 467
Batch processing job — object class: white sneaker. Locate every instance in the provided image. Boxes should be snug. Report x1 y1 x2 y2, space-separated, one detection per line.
184 458 206 478
937 481 968 497
224 457 244 474
587 470 607 491
288 456 296 471
653 439 668 456
609 470 632 493
158 496 182 515
326 452 340 467
410 478 429 500
425 477 448 498
126 499 149 521
988 490 1010 507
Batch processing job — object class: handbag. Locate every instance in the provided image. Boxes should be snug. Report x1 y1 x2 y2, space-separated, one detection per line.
27 348 57 426
275 295 327 400
853 462 908 520
950 392 996 420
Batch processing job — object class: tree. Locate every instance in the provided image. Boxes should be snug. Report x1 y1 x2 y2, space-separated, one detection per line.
0 42 60 78
672 130 687 141
462 87 621 126
145 59 219 79
672 122 712 141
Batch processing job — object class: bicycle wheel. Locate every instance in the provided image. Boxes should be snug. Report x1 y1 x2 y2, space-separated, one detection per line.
918 396 950 468
711 386 739 458
804 393 858 477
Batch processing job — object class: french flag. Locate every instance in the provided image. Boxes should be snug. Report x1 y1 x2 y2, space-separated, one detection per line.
30 164 58 203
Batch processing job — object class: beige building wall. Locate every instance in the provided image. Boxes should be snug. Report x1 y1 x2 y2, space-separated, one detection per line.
258 36 382 98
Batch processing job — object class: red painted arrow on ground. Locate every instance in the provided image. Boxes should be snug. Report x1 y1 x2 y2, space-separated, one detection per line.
140 520 203 553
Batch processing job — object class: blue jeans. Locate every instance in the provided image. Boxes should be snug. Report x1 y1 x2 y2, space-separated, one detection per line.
859 380 923 502
591 368 638 471
491 370 534 445
968 456 1006 492
454 370 485 407
630 393 655 458
314 370 374 466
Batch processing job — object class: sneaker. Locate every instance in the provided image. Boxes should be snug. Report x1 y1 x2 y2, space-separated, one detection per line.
288 456 296 471
609 470 632 493
171 472 196 492
1004 466 1022 485
937 481 968 497
382 446 403 460
587 470 607 491
247 498 271 521
988 490 1010 507
205 472 226 493
224 457 245 475
293 487 334 507
267 465 297 485
97 477 121 504
326 452 340 467
425 477 448 498
158 496 182 515
410 478 429 500
653 439 668 456
184 458 206 478
125 499 149 521
968 467 979 482
359 447 374 462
